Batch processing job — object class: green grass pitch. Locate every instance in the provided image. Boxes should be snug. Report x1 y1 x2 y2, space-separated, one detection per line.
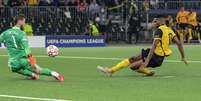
0 45 201 101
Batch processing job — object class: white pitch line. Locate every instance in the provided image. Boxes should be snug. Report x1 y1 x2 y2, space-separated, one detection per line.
0 94 70 101
0 55 201 63
161 76 176 78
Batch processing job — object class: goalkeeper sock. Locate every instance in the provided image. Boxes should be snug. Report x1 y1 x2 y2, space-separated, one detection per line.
40 68 60 77
35 64 59 77
109 59 130 73
39 68 52 76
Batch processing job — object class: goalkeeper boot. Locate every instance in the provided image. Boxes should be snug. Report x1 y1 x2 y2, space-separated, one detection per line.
53 73 64 82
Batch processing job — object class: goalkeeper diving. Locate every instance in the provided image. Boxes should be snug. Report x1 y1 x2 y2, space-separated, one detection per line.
97 15 188 76
0 15 64 82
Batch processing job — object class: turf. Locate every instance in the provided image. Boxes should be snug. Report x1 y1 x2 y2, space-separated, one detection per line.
0 45 201 101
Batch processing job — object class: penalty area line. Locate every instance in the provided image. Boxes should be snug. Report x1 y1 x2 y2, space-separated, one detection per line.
0 94 71 101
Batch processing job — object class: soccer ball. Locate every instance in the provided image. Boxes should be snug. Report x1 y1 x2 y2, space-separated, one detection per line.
46 45 59 57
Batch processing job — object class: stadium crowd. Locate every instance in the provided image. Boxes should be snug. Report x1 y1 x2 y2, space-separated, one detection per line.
0 0 125 7
0 0 201 43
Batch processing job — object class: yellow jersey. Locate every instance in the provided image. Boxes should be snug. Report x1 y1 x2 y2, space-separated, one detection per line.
28 0 38 6
176 11 189 24
188 12 198 26
154 25 176 56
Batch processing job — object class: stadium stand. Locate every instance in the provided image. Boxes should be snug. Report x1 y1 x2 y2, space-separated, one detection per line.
0 0 201 43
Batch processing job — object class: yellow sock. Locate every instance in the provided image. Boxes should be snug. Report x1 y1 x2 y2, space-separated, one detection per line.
188 28 192 43
109 59 130 73
136 67 152 75
179 30 184 43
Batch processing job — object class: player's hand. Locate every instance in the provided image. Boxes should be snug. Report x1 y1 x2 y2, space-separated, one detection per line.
181 58 188 65
142 61 149 68
28 54 36 66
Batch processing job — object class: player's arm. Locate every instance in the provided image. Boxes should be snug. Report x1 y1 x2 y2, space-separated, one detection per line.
144 29 162 66
173 35 188 65
21 33 36 65
21 34 31 56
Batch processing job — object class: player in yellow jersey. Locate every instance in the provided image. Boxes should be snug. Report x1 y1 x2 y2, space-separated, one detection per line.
176 7 189 43
97 15 188 77
187 9 200 43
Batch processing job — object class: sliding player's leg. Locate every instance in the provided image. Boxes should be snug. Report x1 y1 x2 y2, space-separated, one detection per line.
21 58 64 81
33 64 64 81
97 54 142 76
129 59 154 76
130 48 165 76
15 69 39 80
113 54 142 71
8 59 39 79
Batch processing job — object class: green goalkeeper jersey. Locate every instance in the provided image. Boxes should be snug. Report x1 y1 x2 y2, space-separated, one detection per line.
0 26 31 59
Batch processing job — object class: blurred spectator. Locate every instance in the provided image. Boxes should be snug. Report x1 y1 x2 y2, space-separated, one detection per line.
89 0 100 20
89 17 101 36
197 23 201 43
176 7 189 43
106 0 120 8
128 11 141 44
23 23 33 36
52 0 59 6
67 0 78 6
150 0 159 9
99 7 108 35
165 15 174 27
187 8 199 42
23 0 28 6
3 0 8 5
7 0 23 7
143 0 149 11
128 0 141 44
0 0 4 7
27 0 39 6
38 0 50 6
129 0 138 16
79 0 88 12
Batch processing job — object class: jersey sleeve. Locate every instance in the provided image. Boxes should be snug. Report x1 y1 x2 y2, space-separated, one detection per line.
153 29 163 40
21 32 31 56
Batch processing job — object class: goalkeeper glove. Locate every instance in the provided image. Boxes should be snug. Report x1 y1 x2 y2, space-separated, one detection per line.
28 54 36 65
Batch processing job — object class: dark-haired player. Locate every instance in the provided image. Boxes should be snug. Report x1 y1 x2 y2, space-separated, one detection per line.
0 15 64 81
97 16 188 76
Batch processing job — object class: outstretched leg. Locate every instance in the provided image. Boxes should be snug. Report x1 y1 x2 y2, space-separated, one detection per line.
97 54 142 76
21 57 64 82
129 60 154 76
30 64 64 82
97 47 159 77
14 69 39 80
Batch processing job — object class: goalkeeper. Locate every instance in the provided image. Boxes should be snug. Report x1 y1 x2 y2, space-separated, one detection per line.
0 15 64 82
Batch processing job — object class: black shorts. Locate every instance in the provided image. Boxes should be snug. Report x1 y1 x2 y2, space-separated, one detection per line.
179 23 189 30
141 48 164 68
